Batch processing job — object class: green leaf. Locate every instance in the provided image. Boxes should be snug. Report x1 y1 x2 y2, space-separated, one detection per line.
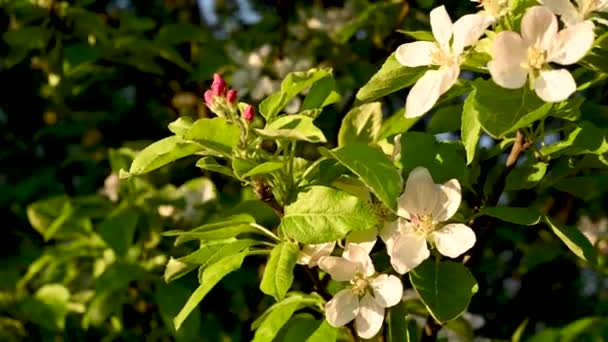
396 30 434 41
98 206 139 257
377 108 419 141
241 161 284 178
427 105 462 134
505 160 548 190
306 320 338 342
356 53 427 103
128 136 203 176
168 116 195 137
461 91 483 165
26 196 92 240
195 157 237 178
399 132 470 186
259 68 332 121
252 294 321 342
387 301 421 342
478 206 542 226
281 186 378 244
174 249 249 330
410 259 478 323
470 79 550 138
156 23 208 44
185 117 241 156
544 216 598 266
256 115 327 143
260 242 300 301
540 121 608 157
324 144 401 210
163 214 256 244
164 239 258 283
21 284 71 331
551 175 608 200
337 102 382 146
301 75 338 110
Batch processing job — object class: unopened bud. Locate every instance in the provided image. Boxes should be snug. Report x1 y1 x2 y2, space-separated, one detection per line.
226 89 237 104
243 105 255 122
204 90 214 106
211 73 227 96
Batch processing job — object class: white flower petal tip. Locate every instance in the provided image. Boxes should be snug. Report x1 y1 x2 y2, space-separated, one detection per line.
297 242 336 267
395 42 437 67
325 289 359 327
318 256 357 282
390 234 430 274
355 294 385 339
371 274 404 307
432 223 476 258
535 69 577 102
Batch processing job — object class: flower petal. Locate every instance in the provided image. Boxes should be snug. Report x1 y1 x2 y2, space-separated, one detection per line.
405 64 459 118
432 223 476 258
488 31 528 89
390 233 430 274
488 60 528 89
539 0 578 16
395 41 437 67
549 20 595 65
343 245 375 277
346 229 377 255
325 289 359 327
380 220 400 251
355 293 385 339
297 242 336 267
521 6 558 49
535 69 577 102
430 5 453 49
371 274 404 308
452 14 492 54
432 179 462 222
398 167 440 218
318 256 357 281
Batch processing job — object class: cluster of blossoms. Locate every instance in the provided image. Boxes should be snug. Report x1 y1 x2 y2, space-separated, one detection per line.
204 73 254 122
297 167 472 338
397 3 597 118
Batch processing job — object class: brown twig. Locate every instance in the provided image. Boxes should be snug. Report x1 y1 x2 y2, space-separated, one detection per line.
422 130 531 341
253 179 284 218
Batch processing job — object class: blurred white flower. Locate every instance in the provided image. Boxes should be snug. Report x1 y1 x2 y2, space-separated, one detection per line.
318 245 403 339
471 0 509 22
395 6 492 118
100 173 120 202
488 6 594 102
381 167 475 274
540 0 608 26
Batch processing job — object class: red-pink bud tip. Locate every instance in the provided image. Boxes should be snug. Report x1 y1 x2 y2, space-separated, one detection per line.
204 90 214 106
226 89 237 104
211 73 227 96
243 105 255 122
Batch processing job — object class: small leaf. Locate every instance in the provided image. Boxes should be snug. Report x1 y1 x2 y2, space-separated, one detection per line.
185 117 241 156
427 105 462 134
301 75 338 110
410 259 478 323
195 157 237 178
306 320 338 342
395 30 434 41
461 91 482 165
174 249 249 330
377 108 419 141
241 161 284 178
478 206 542 226
338 102 382 146
324 144 401 210
260 242 300 301
21 284 71 331
252 294 321 342
540 121 608 157
129 136 203 175
256 115 327 143
551 175 608 201
168 116 195 137
505 160 547 190
544 216 598 266
281 186 378 244
259 68 332 121
98 206 139 257
356 53 428 103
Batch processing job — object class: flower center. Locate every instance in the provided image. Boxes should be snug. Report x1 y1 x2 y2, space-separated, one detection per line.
411 213 435 234
581 0 600 17
431 45 458 66
524 46 546 70
350 273 369 296
480 0 508 18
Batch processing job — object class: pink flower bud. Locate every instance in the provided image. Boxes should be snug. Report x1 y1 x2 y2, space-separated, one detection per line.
243 105 255 122
204 90 214 106
211 73 227 96
226 89 237 104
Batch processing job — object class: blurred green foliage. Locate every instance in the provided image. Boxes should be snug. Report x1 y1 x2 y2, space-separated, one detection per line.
1 0 608 341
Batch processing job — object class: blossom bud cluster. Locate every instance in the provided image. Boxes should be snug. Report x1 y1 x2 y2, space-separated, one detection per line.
203 73 255 122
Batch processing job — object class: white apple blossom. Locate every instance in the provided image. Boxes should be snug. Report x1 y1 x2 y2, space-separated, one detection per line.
380 167 475 274
488 6 595 102
540 0 608 26
318 245 403 339
471 0 509 22
297 242 335 267
395 6 492 118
